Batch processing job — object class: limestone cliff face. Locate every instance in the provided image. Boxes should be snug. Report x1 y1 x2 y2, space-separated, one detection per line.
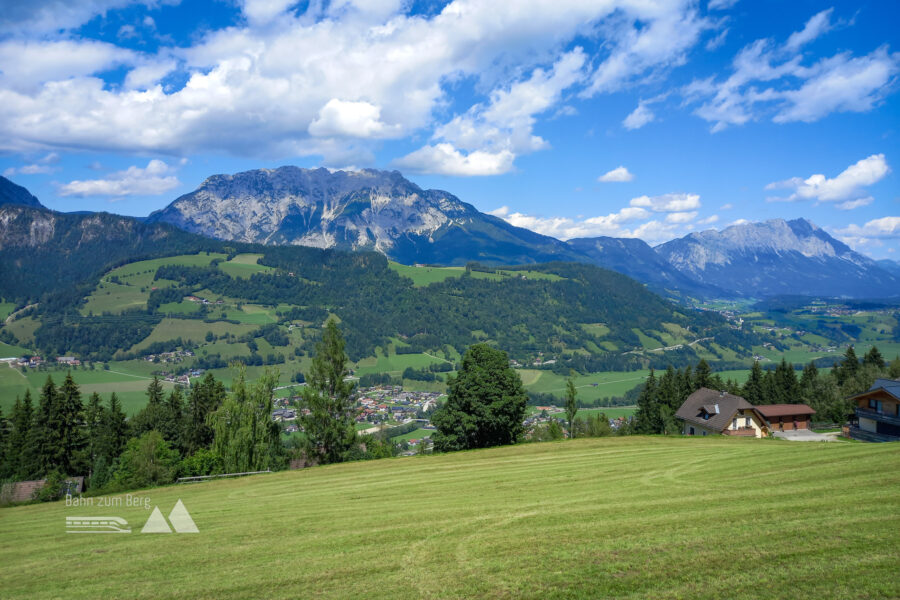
654 219 899 297
147 166 582 266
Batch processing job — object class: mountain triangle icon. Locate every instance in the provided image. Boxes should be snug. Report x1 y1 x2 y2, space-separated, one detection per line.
168 499 199 533
141 507 172 533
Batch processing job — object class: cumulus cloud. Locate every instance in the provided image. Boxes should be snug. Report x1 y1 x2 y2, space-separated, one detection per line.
765 154 890 204
393 144 515 177
683 9 899 131
496 206 651 240
630 192 701 212
697 214 719 225
598 166 634 183
308 99 401 139
833 217 900 250
58 159 181 198
0 0 153 35
665 211 697 224
0 1 713 170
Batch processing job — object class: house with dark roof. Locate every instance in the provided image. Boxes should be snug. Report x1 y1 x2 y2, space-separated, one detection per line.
847 379 900 442
675 388 768 438
755 404 816 432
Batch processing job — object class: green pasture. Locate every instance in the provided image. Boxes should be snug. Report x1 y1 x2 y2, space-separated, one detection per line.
1 437 897 599
520 369 650 401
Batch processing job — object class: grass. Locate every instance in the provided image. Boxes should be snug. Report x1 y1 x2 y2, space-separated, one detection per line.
0 365 178 416
529 406 637 420
389 427 433 442
388 262 565 287
520 369 650 401
0 301 17 321
218 254 275 279
129 319 258 352
0 437 897 599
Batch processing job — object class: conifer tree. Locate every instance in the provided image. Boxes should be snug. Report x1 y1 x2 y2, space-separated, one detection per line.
837 346 859 385
743 361 764 406
32 375 59 477
634 369 659 434
100 392 129 464
694 359 712 390
300 321 358 463
11 390 35 479
84 392 106 474
565 376 578 438
56 372 86 475
185 372 226 454
863 346 885 369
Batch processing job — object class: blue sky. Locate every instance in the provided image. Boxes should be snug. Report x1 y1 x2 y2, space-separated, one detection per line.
1 0 898 256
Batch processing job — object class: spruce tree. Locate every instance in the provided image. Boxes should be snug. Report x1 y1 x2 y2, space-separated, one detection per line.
774 359 799 404
185 372 226 454
838 346 859 385
863 346 885 369
300 321 358 463
84 393 105 469
743 361 764 406
32 375 59 477
634 369 660 434
12 390 35 479
56 372 86 475
100 392 129 464
694 359 712 390
210 369 282 472
565 377 578 439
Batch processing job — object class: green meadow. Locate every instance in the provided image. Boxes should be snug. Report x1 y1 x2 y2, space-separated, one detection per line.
1 437 897 599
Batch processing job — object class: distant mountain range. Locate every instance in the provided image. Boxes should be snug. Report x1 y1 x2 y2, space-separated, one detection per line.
4 169 899 299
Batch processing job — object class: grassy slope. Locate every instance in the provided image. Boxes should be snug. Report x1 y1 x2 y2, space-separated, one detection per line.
1 437 898 599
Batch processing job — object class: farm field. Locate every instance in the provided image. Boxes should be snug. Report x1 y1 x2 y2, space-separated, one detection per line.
388 262 565 287
1 437 897 599
519 369 651 401
531 406 637 420
0 365 177 416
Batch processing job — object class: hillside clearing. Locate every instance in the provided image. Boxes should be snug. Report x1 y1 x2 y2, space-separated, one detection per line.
1 437 897 599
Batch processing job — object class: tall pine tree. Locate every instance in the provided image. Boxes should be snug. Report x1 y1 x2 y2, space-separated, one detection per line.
56 373 86 475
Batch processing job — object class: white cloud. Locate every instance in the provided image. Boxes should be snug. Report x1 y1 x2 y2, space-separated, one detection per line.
665 211 697 224
3 164 57 176
774 48 899 123
836 197 874 210
720 203 733 210
581 6 710 96
0 0 153 35
708 0 739 10
308 99 401 139
497 206 651 240
706 28 729 51
58 159 181 197
0 1 713 168
630 192 701 212
598 166 634 183
785 8 833 52
766 154 890 203
833 217 900 250
392 143 515 177
0 39 135 92
623 102 655 130
684 9 900 131
697 214 719 225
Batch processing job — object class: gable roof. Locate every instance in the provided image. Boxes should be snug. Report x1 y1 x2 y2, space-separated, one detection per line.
849 378 900 402
675 388 756 431
755 404 815 417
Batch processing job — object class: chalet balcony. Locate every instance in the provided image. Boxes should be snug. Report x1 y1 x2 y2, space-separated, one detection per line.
856 407 900 427
723 428 757 437
848 425 900 443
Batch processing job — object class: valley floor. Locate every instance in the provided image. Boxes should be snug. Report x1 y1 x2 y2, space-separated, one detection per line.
1 436 898 599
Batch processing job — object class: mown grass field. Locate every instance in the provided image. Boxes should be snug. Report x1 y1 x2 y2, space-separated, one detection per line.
1 437 898 599
520 369 650 401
